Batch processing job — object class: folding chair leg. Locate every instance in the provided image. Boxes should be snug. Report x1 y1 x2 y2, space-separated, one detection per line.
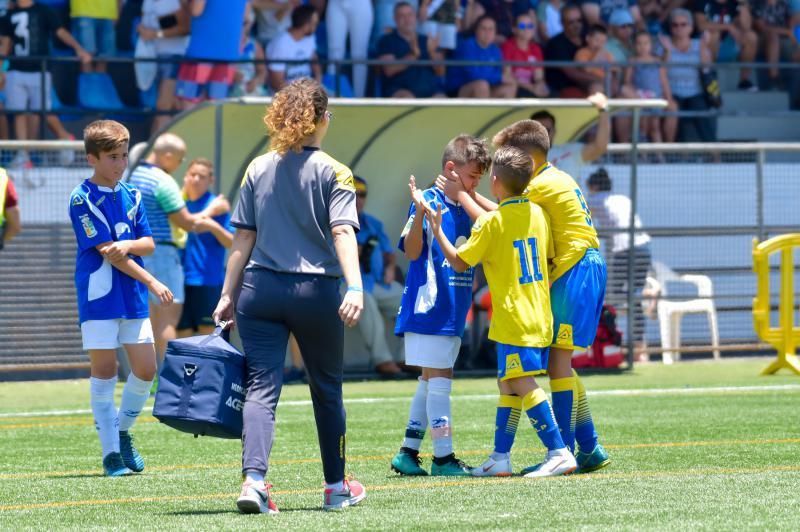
659 311 674 364
671 313 683 363
708 309 721 360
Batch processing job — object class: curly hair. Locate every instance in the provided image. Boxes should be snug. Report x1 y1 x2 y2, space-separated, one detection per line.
264 78 328 155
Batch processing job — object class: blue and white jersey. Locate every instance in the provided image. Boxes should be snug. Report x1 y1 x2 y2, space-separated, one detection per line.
68 179 152 324
395 188 474 337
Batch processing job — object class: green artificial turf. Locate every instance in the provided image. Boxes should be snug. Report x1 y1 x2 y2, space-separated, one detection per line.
1 358 798 530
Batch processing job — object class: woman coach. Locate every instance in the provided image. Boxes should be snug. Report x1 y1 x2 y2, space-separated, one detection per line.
213 78 366 514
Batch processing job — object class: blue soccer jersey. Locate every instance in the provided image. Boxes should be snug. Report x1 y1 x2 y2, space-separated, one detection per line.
68 179 152 324
183 191 231 287
395 188 474 337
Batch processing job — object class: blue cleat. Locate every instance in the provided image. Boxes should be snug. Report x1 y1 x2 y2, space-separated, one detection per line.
119 431 145 472
390 448 428 476
103 452 133 477
430 454 472 477
576 443 611 473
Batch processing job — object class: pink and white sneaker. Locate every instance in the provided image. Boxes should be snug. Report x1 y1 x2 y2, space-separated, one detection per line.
237 481 279 514
323 478 367 511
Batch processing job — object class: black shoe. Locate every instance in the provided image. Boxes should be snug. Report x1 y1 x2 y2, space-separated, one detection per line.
737 79 756 92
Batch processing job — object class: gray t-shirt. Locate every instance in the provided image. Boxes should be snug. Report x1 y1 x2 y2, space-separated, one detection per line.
231 147 359 277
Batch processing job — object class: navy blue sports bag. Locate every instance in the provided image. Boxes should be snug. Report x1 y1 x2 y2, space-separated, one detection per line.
153 324 246 438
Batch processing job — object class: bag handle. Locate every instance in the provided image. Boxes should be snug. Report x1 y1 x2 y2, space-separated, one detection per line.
199 321 230 346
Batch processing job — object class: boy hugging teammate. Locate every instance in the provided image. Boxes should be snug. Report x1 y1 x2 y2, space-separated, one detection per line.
68 120 173 476
390 135 491 476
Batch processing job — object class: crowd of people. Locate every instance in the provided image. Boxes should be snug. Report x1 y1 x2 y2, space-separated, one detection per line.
0 0 797 145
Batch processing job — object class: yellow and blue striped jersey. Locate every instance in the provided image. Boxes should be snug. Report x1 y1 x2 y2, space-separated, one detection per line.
525 162 600 282
457 197 554 347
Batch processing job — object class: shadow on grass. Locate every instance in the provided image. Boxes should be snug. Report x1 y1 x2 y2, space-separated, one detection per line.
164 507 324 516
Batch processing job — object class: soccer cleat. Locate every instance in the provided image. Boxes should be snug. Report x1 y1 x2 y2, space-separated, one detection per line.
119 431 144 472
323 479 366 511
430 454 472 477
471 455 513 477
576 443 611 474
237 481 279 514
390 448 428 476
102 452 133 477
522 449 577 478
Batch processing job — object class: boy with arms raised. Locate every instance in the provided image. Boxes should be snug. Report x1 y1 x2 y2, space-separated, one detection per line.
68 120 173 476
428 146 577 477
390 135 491 477
440 120 610 474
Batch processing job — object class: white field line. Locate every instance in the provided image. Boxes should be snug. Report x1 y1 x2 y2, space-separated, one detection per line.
1 383 799 419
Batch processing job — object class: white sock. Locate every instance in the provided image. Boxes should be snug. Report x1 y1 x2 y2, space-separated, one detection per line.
325 480 345 491
401 378 428 450
427 377 453 458
90 376 119 458
118 373 152 432
245 471 265 485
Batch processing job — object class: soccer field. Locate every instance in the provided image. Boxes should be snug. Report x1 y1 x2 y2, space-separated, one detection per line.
1 359 798 530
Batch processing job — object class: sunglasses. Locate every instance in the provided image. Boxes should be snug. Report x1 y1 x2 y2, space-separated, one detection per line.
517 22 534 29
325 110 334 120
565 17 582 25
672 21 689 27
618 23 633 29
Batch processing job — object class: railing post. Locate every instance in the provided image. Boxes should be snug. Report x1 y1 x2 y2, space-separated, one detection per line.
214 103 223 195
627 107 641 369
756 148 765 242
39 57 48 139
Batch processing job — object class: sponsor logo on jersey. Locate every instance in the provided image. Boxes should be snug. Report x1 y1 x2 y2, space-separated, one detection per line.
115 222 131 239
79 214 97 238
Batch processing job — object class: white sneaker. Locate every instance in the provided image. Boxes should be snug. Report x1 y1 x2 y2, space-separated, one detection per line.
471 455 512 477
236 481 279 514
523 449 577 478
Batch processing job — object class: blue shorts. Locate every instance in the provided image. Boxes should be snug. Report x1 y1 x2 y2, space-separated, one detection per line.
177 285 221 331
550 248 607 350
72 17 116 57
143 244 185 304
496 343 549 381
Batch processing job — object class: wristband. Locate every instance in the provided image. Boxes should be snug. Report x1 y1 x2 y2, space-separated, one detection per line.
347 286 363 293
156 29 164 39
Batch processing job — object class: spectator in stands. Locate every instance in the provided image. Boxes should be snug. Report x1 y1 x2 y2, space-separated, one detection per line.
69 0 118 73
138 0 191 133
537 0 565 42
693 0 758 91
0 0 90 156
252 0 298 50
581 0 644 28
352 176 406 377
606 8 635 63
419 0 461 52
447 15 518 97
660 8 716 142
232 6 268 97
753 0 800 90
530 91 610 179
127 133 227 364
465 0 536 43
266 5 322 92
376 2 445 98
326 0 373 97
176 0 248 109
544 4 595 97
574 24 617 95
624 31 677 145
177 157 233 338
0 168 20 250
502 12 549 96
372 0 419 52
586 167 652 362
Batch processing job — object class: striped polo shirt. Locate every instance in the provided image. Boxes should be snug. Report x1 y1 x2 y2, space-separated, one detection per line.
127 162 185 244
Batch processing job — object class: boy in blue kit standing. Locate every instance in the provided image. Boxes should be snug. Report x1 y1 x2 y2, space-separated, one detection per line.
429 145 577 478
68 120 173 476
390 135 491 476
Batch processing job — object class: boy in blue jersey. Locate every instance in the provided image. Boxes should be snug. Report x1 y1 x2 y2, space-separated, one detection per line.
390 134 491 477
177 158 233 337
68 120 173 477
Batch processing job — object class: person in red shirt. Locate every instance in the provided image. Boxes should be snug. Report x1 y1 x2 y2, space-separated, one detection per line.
1 170 21 249
501 12 549 97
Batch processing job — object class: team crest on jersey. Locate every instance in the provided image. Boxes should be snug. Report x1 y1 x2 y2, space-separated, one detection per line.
79 214 97 238
337 172 356 192
71 195 84 207
505 353 522 375
556 324 573 344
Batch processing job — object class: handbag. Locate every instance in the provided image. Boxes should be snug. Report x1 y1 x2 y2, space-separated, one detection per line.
153 323 247 439
699 67 722 109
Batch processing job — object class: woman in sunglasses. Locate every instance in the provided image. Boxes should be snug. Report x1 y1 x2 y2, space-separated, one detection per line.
501 12 550 96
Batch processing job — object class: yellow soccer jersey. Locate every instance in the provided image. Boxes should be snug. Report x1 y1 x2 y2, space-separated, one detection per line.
525 163 600 282
457 197 554 347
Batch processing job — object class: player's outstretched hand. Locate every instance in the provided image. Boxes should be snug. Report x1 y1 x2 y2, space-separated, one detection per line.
587 91 609 112
148 280 174 306
212 294 235 329
339 289 363 327
425 203 443 235
409 175 425 209
101 241 132 262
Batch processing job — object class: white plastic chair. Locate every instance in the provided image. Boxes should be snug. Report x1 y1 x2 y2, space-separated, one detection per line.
645 262 721 364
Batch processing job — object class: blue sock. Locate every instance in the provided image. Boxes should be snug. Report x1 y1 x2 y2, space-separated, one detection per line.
493 395 522 454
550 376 576 453
574 371 599 452
523 388 565 452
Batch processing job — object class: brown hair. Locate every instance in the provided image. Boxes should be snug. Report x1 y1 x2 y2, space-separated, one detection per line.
441 134 491 173
83 120 130 158
491 146 533 195
492 119 550 157
264 78 328 154
188 157 214 175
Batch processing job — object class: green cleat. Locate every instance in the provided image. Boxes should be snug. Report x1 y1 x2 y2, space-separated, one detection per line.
119 431 145 472
430 454 472 477
576 444 610 473
390 448 428 476
102 452 133 477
